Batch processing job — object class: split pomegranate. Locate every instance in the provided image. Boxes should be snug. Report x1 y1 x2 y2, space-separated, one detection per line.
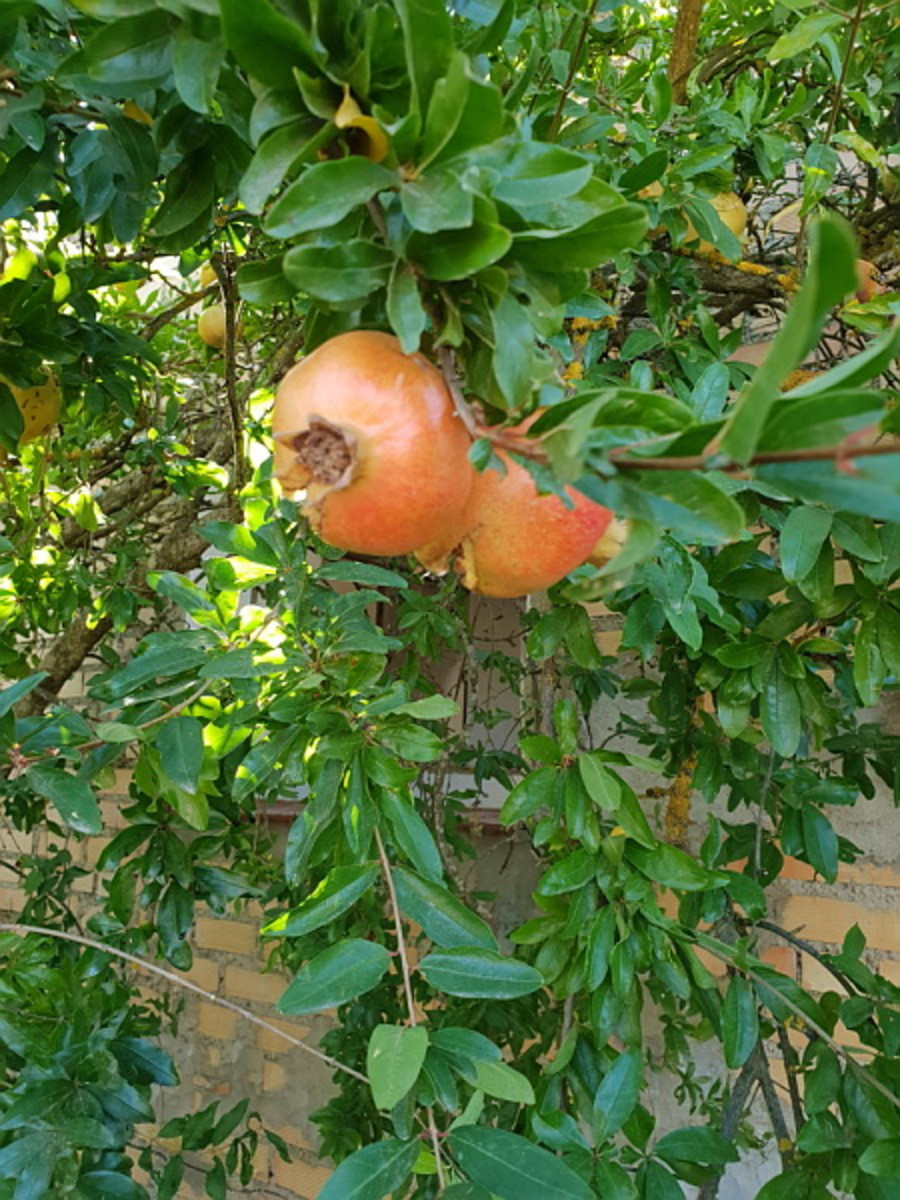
273 331 475 556
423 427 614 598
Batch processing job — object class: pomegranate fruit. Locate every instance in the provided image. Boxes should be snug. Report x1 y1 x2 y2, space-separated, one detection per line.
424 433 614 598
273 331 475 556
854 259 885 303
198 303 226 347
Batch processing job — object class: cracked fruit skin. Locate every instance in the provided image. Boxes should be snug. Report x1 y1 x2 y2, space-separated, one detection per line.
273 331 475 557
1 371 61 444
449 450 614 599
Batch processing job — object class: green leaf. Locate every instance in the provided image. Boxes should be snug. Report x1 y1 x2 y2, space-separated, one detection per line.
538 848 596 895
513 204 648 271
633 471 746 542
876 603 900 677
768 13 845 62
219 0 318 89
407 198 512 281
278 938 390 1015
655 1127 740 1166
379 790 444 883
447 1127 592 1200
592 1049 643 1141
283 239 393 304
317 561 409 588
394 866 497 950
400 169 473 233
367 1024 429 1110
626 844 719 892
500 768 557 824
70 1172 148 1199
587 906 617 990
171 29 223 114
474 1060 535 1105
394 0 453 116
801 807 838 882
317 1138 420 1200
387 263 428 354
26 763 102 834
779 506 833 583
419 948 543 998
718 216 857 464
239 119 322 214
859 1138 900 1178
0 671 47 718
233 728 298 801
578 754 621 811
722 976 758 1068
262 864 378 938
264 158 395 237
155 716 204 797
379 721 444 762
760 655 802 757
391 695 458 720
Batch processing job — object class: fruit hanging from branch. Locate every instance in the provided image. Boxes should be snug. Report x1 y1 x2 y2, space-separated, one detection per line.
273 331 475 557
445 448 614 598
198 303 227 348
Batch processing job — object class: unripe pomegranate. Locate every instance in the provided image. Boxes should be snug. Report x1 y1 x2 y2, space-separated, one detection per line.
436 440 614 599
273 331 475 557
198 303 226 347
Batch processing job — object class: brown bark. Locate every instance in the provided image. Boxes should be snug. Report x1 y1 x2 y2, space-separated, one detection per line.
667 0 705 104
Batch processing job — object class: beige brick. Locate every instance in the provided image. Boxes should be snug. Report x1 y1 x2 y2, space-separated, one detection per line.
779 896 900 954
196 1001 238 1042
179 956 219 992
97 768 133 796
273 1155 332 1197
877 959 900 986
195 916 259 956
780 856 900 889
780 895 896 954
262 1060 286 1092
0 886 27 914
597 630 622 655
255 1016 312 1054
799 955 849 996
223 964 287 1007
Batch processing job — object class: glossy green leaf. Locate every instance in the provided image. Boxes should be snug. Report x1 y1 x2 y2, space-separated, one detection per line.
592 1049 643 1141
627 843 721 891
262 864 378 938
395 0 453 116
26 763 102 834
367 1024 429 1110
394 866 497 950
0 671 47 719
278 938 390 1015
578 754 621 811
769 13 845 62
474 1060 535 1105
317 1138 420 1200
447 1127 592 1200
760 655 802 757
859 1138 900 1177
239 119 321 214
379 790 443 883
387 262 428 353
283 239 392 304
655 1126 740 1166
155 716 203 797
801 807 838 882
513 205 648 271
419 948 543 998
500 768 557 824
779 506 833 583
265 158 395 237
722 976 758 1068
219 0 318 89
400 169 473 233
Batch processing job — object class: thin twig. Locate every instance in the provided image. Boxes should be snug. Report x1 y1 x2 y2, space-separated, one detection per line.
776 1021 805 1134
140 285 218 341
547 1 599 140
0 922 368 1083
373 827 446 1188
608 439 899 473
435 345 480 440
754 1042 793 1162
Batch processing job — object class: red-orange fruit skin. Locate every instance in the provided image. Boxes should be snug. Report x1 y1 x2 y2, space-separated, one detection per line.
453 453 614 598
273 331 475 557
